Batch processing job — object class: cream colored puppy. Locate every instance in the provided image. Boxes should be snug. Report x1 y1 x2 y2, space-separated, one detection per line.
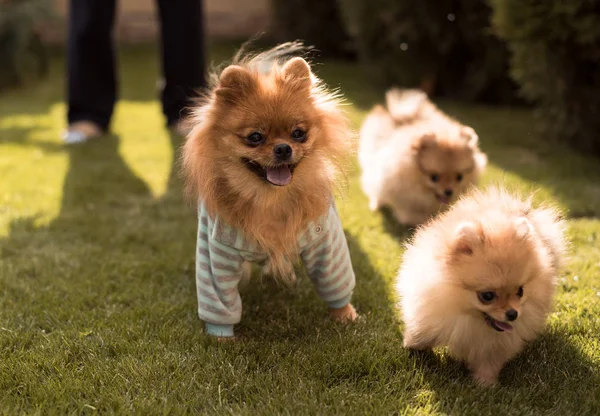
359 89 487 226
396 188 567 385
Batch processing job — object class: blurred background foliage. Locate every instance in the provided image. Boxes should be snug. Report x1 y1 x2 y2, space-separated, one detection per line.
337 0 519 104
490 0 600 154
0 0 52 91
271 0 354 58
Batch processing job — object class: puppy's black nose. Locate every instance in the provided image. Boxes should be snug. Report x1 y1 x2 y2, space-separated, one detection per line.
505 309 518 321
444 189 453 197
274 143 292 161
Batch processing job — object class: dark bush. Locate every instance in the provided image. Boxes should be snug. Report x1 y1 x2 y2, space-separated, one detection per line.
0 0 51 91
338 0 519 103
490 0 600 154
271 0 354 58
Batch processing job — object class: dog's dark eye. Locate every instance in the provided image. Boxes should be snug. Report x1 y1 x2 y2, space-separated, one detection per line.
246 132 264 146
517 286 524 297
456 173 463 182
291 128 306 142
430 174 440 182
478 291 496 304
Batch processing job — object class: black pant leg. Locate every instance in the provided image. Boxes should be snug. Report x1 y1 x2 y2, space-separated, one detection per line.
156 0 206 126
67 0 117 131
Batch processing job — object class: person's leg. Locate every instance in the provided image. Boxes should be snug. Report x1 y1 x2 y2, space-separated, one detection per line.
66 0 117 137
156 0 206 129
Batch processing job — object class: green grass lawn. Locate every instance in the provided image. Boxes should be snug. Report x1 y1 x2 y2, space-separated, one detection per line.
1 43 599 414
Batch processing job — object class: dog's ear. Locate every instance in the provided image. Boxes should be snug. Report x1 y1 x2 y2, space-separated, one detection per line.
411 133 436 155
514 217 533 240
215 65 255 101
281 57 312 91
461 126 479 148
453 222 483 255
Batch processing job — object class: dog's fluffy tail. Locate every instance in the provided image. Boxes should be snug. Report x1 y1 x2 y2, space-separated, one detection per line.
385 88 431 123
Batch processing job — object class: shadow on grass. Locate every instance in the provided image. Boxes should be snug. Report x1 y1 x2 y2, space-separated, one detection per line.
345 232 399 324
0 129 197 330
0 128 64 151
229 230 398 341
56 133 151 210
378 207 416 243
402 330 600 413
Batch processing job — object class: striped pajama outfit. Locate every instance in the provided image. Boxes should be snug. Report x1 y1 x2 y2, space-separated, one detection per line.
196 201 356 337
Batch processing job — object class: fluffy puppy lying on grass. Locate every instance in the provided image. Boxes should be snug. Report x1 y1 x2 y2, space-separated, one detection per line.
359 89 487 226
396 187 567 385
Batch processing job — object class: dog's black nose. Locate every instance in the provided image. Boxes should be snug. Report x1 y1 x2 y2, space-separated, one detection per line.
274 143 292 161
444 189 453 197
505 309 518 321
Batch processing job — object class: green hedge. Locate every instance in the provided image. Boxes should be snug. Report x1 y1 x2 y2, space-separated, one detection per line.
271 0 353 58
0 0 51 91
490 0 600 154
338 0 518 103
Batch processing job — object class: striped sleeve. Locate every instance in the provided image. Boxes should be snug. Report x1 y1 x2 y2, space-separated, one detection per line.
196 204 245 337
301 205 355 309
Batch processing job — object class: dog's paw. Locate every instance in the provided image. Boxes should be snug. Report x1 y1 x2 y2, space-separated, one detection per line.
472 366 499 387
402 331 433 350
329 303 358 323
402 331 417 349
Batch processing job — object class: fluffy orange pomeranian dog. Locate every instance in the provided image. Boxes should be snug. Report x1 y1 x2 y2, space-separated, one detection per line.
396 187 567 385
359 89 487 226
182 43 357 338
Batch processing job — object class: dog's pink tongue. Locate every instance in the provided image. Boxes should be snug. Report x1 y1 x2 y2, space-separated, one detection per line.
266 165 291 186
438 195 450 204
496 321 513 331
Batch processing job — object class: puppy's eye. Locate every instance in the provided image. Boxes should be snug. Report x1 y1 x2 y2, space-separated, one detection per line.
456 173 463 182
246 132 265 146
517 286 524 297
478 291 496 304
430 174 440 183
291 128 306 142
